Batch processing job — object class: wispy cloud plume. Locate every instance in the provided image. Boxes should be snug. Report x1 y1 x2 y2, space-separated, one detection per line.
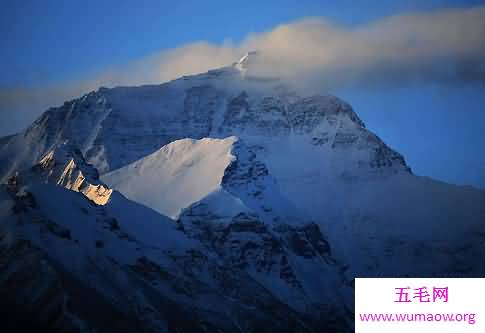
1 5 485 134
245 6 485 87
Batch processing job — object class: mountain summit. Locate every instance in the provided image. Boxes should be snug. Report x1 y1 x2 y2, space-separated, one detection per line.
233 50 261 73
1 56 484 332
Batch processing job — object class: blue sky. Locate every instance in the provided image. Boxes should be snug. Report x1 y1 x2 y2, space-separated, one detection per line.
2 0 483 87
1 0 484 188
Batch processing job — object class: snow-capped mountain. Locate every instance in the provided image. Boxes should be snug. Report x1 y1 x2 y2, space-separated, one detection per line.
0 52 408 178
1 52 484 332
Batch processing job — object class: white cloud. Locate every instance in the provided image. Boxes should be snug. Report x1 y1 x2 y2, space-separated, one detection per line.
1 5 485 134
243 6 485 86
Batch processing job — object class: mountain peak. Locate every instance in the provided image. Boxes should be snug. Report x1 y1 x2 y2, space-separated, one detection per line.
234 50 261 73
1 43 485 333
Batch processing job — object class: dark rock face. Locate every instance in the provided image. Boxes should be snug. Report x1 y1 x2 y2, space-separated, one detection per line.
130 251 333 333
0 239 76 333
179 201 335 294
222 140 272 206
32 144 100 182
0 238 160 333
182 85 222 135
288 95 364 134
275 222 332 259
177 209 349 332
220 92 292 137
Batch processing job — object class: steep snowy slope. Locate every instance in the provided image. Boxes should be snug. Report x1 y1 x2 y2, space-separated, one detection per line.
103 135 298 220
0 172 350 333
103 137 238 218
314 173 485 278
0 183 191 332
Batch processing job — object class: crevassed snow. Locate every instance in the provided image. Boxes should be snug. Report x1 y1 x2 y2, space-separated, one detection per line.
102 136 238 218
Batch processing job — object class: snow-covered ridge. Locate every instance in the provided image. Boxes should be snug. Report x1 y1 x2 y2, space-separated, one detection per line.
17 143 112 205
103 137 238 218
233 50 260 74
103 134 302 222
